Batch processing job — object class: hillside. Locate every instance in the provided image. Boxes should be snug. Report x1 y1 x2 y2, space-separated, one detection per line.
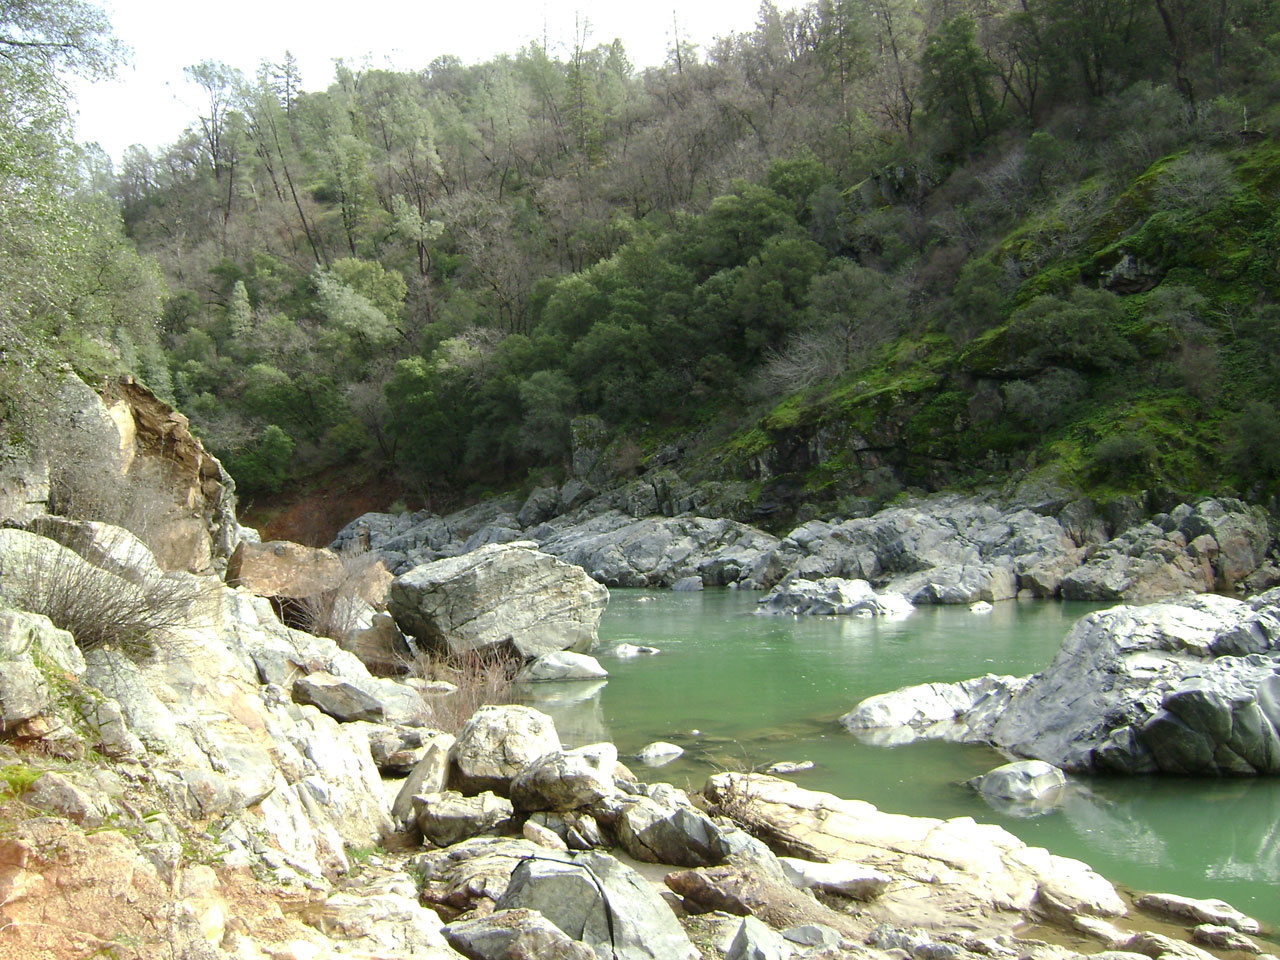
4 1 1280 535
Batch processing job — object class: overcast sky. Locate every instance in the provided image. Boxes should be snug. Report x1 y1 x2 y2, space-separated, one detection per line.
72 0 769 163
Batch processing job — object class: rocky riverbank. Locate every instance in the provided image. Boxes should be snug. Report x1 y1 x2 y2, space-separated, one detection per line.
335 481 1278 606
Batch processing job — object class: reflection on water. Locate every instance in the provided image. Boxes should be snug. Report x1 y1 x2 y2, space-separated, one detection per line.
535 588 1280 931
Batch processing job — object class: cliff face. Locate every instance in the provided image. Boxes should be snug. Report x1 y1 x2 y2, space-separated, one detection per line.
0 372 241 573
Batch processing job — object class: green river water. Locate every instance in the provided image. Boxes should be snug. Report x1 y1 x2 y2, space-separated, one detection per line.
520 589 1280 932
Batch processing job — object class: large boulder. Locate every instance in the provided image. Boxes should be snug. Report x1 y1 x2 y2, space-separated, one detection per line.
848 593 1280 775
509 743 617 812
450 704 562 795
225 540 346 600
414 790 515 847
614 794 731 867
497 850 700 960
704 773 1126 933
388 542 608 658
990 595 1280 774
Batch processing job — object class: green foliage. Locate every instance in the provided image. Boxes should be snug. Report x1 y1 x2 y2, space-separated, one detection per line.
227 425 295 495
1004 287 1135 374
921 16 1002 152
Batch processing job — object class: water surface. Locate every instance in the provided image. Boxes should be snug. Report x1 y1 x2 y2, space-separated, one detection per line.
526 589 1280 932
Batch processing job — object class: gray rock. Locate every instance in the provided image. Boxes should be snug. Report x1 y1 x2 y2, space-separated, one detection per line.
1191 924 1262 953
0 438 49 526
412 837 542 909
538 513 781 588
765 761 813 775
728 916 793 960
966 760 1067 805
671 576 704 592
841 674 1028 745
858 594 1280 775
391 735 455 827
339 612 414 677
80 696 145 758
1135 892 1260 933
509 743 618 811
498 850 699 960
778 857 892 900
612 643 660 657
763 496 1081 603
782 924 842 951
388 542 608 659
443 908 596 959
0 608 84 676
615 794 730 866
757 577 913 617
517 486 562 529
523 819 570 850
0 661 48 725
292 673 385 723
450 704 562 795
29 516 165 585
21 772 109 825
515 651 608 683
414 790 514 846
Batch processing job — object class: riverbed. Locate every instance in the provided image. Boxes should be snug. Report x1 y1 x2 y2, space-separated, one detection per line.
522 589 1279 931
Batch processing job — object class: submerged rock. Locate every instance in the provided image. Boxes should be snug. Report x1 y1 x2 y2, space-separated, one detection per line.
636 741 684 765
966 760 1067 817
514 650 608 682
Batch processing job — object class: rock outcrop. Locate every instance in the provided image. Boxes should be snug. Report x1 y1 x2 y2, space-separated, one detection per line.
845 592 1280 775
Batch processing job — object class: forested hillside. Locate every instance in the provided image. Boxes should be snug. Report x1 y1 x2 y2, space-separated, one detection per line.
7 0 1280 533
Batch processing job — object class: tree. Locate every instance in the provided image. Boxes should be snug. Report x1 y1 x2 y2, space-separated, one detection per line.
921 16 1001 152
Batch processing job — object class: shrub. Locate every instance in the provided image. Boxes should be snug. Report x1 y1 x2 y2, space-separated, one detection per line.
413 648 520 734
0 528 199 659
1091 431 1158 481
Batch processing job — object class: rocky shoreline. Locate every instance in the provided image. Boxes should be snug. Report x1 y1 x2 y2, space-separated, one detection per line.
335 482 1278 607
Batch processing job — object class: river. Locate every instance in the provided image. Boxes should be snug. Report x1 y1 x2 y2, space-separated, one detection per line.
521 588 1280 932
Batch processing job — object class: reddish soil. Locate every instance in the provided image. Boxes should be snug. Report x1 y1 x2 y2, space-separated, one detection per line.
239 467 413 547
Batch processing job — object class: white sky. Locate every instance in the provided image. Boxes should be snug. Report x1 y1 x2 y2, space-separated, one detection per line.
73 0 770 163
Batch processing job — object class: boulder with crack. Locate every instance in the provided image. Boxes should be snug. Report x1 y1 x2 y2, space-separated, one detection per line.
388 542 608 658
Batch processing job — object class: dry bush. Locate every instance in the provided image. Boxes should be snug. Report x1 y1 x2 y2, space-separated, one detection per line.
758 331 848 393
0 529 201 660
296 547 386 642
412 648 521 734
